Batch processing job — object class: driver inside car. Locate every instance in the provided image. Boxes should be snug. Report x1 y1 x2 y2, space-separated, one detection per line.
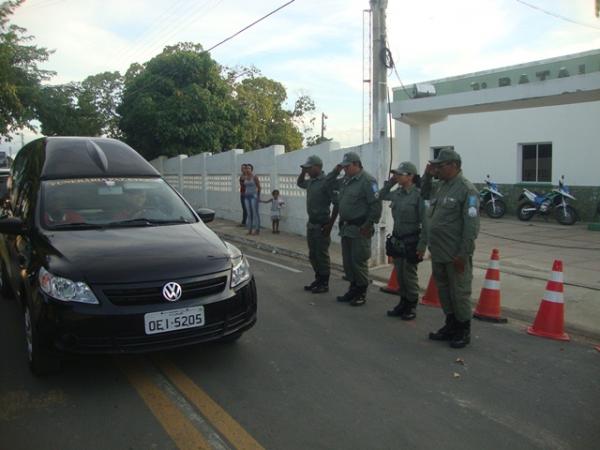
44 195 84 226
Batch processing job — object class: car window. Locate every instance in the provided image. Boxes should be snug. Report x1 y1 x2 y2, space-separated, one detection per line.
40 178 198 229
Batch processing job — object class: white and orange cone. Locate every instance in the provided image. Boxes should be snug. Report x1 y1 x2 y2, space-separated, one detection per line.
420 275 441 308
527 260 570 341
474 249 507 323
380 266 400 294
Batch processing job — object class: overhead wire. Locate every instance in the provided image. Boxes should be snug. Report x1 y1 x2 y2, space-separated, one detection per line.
515 0 600 31
206 0 296 52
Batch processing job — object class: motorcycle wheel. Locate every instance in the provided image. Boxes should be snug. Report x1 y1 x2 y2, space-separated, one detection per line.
517 201 536 221
555 205 577 225
484 198 506 219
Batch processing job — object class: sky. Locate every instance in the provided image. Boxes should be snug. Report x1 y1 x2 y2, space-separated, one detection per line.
3 0 600 155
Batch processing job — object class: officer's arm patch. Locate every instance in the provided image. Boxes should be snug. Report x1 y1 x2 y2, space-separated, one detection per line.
467 195 478 217
371 181 379 193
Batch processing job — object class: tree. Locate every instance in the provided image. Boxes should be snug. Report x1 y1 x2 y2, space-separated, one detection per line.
36 83 103 137
36 71 123 137
118 42 238 159
0 0 53 140
233 76 303 152
80 71 123 138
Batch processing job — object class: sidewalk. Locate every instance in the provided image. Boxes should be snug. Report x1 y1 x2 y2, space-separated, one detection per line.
208 216 600 339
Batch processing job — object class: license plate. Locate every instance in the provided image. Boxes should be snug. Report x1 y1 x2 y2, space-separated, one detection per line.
144 306 205 335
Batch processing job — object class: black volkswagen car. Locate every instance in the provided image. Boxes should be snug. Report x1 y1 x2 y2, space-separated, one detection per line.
0 137 257 374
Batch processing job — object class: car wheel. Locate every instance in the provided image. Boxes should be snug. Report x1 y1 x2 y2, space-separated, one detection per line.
484 198 506 219
0 260 13 299
517 201 535 221
555 205 577 226
24 303 60 376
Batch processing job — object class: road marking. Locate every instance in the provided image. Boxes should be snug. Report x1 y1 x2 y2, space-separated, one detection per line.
245 254 302 273
118 356 213 450
155 355 265 450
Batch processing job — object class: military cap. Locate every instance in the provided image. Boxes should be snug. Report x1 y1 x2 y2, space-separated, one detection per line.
391 161 417 175
339 151 361 166
301 155 323 168
429 147 461 164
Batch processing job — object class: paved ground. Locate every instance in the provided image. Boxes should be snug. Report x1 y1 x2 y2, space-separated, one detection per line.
209 216 600 340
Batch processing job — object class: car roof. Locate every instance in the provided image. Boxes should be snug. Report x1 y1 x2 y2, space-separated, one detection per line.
40 137 160 180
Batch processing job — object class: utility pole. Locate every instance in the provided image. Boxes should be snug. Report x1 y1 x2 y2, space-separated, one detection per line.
370 0 388 265
320 112 328 139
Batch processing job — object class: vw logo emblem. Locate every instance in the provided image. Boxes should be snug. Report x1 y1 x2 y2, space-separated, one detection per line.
162 282 182 302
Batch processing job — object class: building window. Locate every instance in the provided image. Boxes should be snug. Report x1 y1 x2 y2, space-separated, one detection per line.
431 146 454 160
521 143 552 182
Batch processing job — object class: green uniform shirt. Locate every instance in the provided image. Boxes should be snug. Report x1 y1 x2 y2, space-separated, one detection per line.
422 172 480 262
326 169 382 238
379 181 428 253
297 173 335 224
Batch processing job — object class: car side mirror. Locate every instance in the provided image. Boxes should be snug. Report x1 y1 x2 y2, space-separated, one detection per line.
0 217 25 235
196 208 215 223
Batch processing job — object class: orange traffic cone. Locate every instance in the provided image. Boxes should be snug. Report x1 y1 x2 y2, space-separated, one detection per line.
420 275 441 308
527 260 570 341
473 249 507 323
380 266 400 294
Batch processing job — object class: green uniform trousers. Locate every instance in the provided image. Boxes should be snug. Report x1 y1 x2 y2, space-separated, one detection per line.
431 258 473 322
307 224 331 277
393 257 419 304
341 236 371 288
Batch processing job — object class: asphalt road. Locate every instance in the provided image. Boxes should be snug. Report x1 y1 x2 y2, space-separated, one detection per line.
1 246 599 450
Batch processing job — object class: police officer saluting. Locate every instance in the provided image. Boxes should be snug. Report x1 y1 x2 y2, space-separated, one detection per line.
379 161 428 320
326 152 382 306
421 148 480 348
297 155 338 293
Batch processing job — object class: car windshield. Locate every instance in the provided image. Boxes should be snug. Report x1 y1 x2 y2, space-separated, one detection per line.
40 178 198 229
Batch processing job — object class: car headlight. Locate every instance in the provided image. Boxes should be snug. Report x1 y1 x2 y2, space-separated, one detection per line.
38 267 99 304
225 242 251 288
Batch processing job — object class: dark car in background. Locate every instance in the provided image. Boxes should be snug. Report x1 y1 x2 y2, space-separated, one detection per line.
0 137 257 375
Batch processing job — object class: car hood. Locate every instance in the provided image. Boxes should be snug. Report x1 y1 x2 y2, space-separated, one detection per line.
42 223 232 284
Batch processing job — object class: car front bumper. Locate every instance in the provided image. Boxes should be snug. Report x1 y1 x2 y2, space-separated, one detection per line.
35 278 257 354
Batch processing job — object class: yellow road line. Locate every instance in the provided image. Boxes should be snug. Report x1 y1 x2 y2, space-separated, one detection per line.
118 356 213 450
155 355 264 450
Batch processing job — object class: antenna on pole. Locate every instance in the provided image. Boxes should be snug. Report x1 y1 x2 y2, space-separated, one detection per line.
362 8 372 144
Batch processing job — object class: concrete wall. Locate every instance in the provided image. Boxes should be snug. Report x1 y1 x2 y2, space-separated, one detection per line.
150 140 394 241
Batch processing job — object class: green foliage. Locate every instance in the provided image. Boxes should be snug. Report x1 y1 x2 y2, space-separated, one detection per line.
36 71 123 137
36 84 102 136
0 0 53 140
233 76 303 152
118 42 238 159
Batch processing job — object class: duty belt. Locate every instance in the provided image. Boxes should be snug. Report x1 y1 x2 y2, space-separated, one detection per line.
339 216 366 227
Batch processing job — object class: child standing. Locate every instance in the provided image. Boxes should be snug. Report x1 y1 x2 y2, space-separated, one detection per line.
260 189 285 233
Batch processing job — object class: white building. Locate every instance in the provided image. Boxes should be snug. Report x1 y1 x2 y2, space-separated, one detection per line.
391 49 600 220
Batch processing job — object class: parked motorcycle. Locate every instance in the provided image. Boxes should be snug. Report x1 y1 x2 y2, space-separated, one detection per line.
479 175 506 218
517 175 578 225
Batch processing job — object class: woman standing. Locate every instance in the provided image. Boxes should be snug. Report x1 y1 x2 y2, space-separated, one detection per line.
242 164 261 235
379 161 428 320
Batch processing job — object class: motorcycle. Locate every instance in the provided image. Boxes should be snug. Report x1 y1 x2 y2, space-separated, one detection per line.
479 175 506 218
517 175 578 225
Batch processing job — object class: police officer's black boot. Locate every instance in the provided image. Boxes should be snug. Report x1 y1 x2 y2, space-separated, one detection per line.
304 274 319 291
349 285 367 306
450 320 471 348
311 275 329 294
400 302 417 321
428 314 456 341
387 297 408 317
337 283 356 302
